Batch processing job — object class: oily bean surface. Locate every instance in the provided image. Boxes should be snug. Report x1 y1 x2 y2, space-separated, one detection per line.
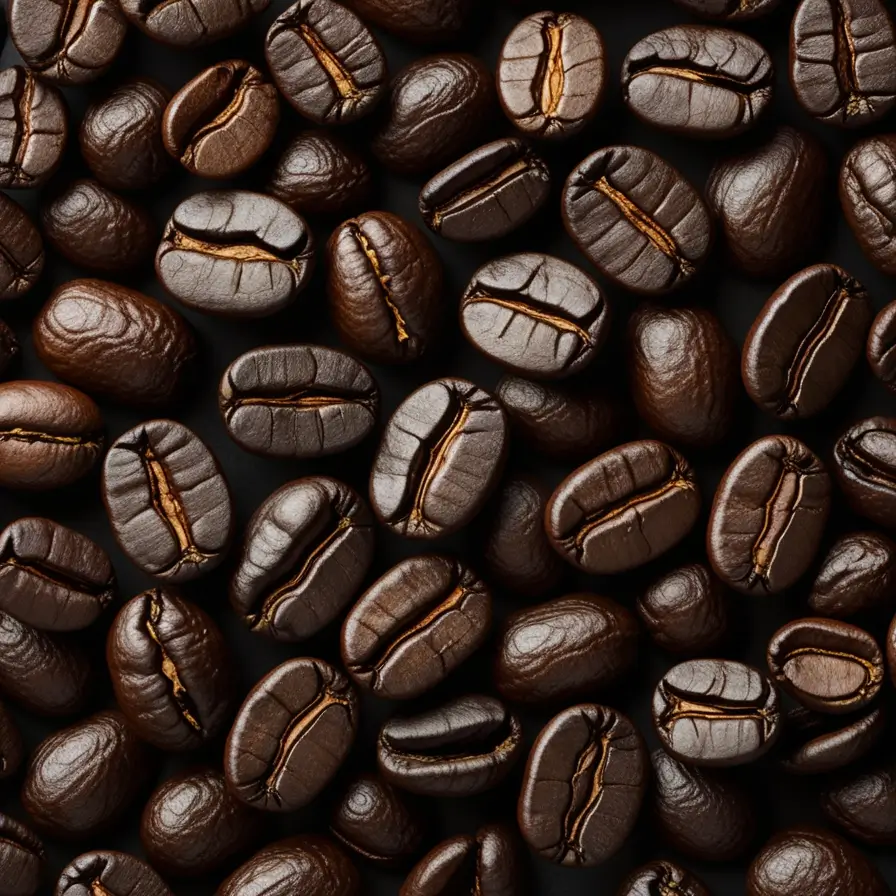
821 762 896 846
119 0 270 48
55 851 171 896
0 194 44 300
348 0 470 42
867 300 896 391
617 861 711 896
833 416 896 526
0 814 43 896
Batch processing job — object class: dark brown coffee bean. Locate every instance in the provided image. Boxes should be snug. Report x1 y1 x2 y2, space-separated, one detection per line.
889 612 896 687
0 194 43 300
617 861 711 896
56 852 171 896
265 0 387 125
742 264 872 419
810 531 896 617
546 440 701 575
231 477 374 642
461 253 609 379
833 417 896 527
653 659 781 766
374 54 493 175
790 0 896 128
0 814 43 896
419 138 550 242
34 280 195 408
377 695 523 798
0 517 115 632
708 435 831 594
518 703 647 867
822 762 896 845
327 211 443 364
118 0 270 47
80 79 171 191
672 0 782 18
348 0 470 42
563 146 711 295
22 710 149 838
103 420 233 583
107 589 234 752
0 701 23 780
342 555 491 699
370 379 507 539
868 300 896 391
629 305 737 447
225 658 358 812
0 321 19 379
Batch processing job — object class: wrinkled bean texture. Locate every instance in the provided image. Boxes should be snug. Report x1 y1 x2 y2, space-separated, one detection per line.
119 0 270 47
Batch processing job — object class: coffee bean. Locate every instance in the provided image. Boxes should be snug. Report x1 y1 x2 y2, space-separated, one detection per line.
497 12 606 141
162 62 279 180
654 659 780 767
80 79 171 191
867 300 896 391
461 253 609 379
888 612 896 687
41 181 156 273
118 0 270 47
348 0 470 42
224 658 358 812
219 345 379 459
495 594 638 704
157 191 313 318
0 517 115 632
34 280 195 408
791 0 896 128
231 476 374 642
0 194 43 300
0 67 67 189
617 861 711 896
0 814 43 896
8 0 126 86
629 305 737 447
22 710 149 838
0 381 103 491
563 146 711 295
107 589 234 752
707 127 827 278
370 379 507 539
56 851 171 896
623 25 773 138
373 54 494 174
265 0 387 125
342 555 491 699
0 321 19 378
327 211 443 364
140 769 256 878
103 420 233 583
672 0 782 18
810 531 896 617
742 264 872 419
708 435 831 594
518 703 647 867
546 440 701 575
822 762 896 846
637 563 728 655
419 138 550 242
0 701 23 780
833 417 896 526
377 695 523 798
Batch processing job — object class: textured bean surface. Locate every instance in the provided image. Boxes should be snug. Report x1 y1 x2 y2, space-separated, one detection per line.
119 0 270 47
56 851 171 896
0 194 43 300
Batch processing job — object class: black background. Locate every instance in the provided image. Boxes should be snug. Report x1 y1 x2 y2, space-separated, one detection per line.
2 0 896 893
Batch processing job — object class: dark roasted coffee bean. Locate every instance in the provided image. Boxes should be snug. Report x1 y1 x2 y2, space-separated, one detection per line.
80 79 171 191
231 477 374 642
374 54 493 175
41 181 155 273
746 826 888 896
546 440 700 575
330 774 424 866
461 253 609 379
0 814 43 896
419 138 550 242
0 701 23 780
56 851 171 896
495 594 638 704
371 379 507 539
0 517 114 632
790 0 896 128
497 12 605 141
34 280 195 408
518 703 647 867
810 531 896 617
653 658 781 766
107 589 234 752
0 195 43 300
348 0 470 42
225 658 358 812
672 0 782 18
868 300 896 391
637 563 728 654
265 0 387 125
0 67 66 189
889 612 896 687
834 417 896 526
742 264 872 419
377 695 522 798
822 762 896 845
629 305 736 447
623 25 773 138
157 191 313 318
342 555 491 699
616 860 711 896
327 212 443 364
707 127 827 278
563 146 711 295
0 381 102 491
8 0 126 86
708 435 830 594
0 321 19 378
119 0 269 47
22 710 148 838
103 420 233 583
140 769 256 878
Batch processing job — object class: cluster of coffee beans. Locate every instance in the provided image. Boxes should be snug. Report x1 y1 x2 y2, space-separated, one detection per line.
1 0 896 894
